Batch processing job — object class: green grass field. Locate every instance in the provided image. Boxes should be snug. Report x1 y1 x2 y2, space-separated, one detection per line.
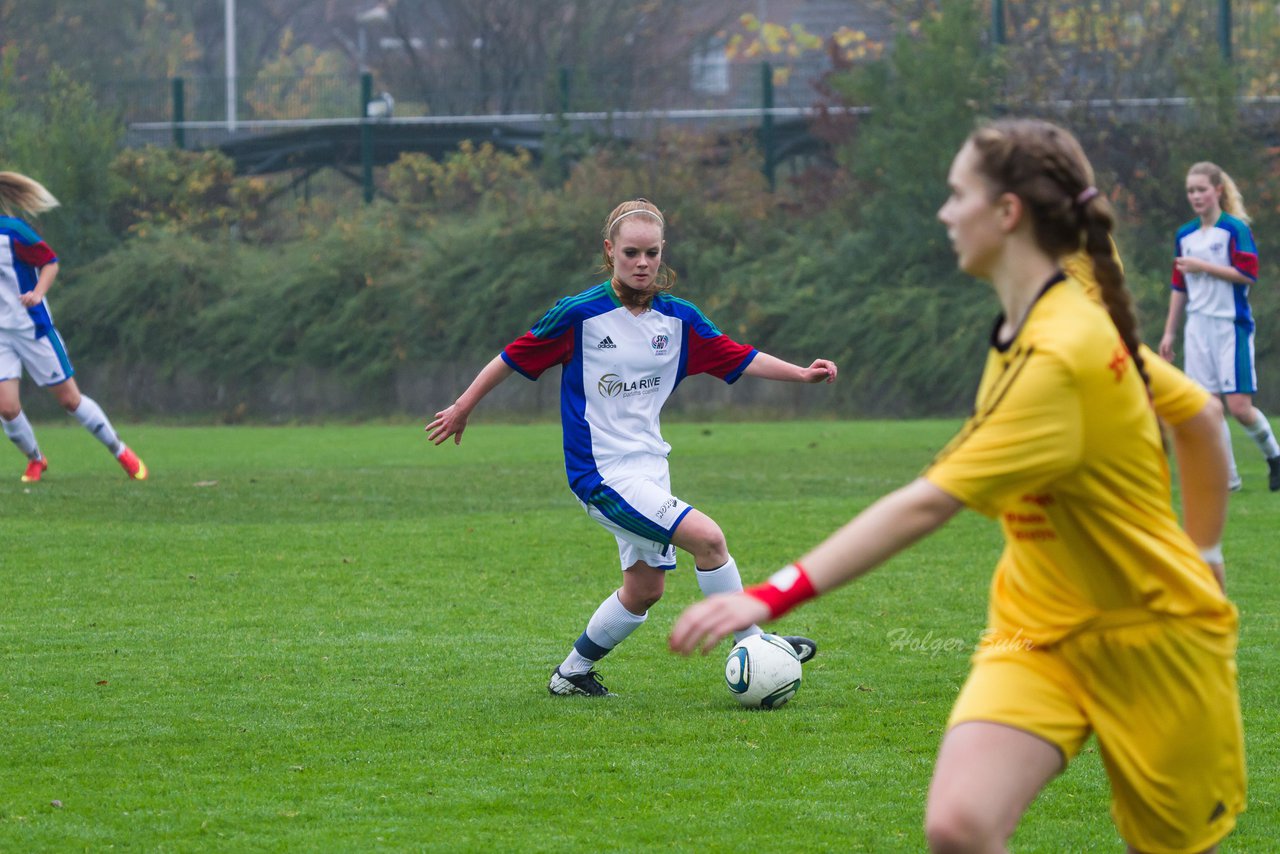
1 420 1275 851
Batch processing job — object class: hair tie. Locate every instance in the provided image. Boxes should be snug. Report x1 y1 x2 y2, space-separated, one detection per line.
1075 186 1099 207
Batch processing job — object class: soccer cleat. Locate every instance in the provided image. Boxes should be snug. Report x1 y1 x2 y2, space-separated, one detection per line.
1228 474 1243 493
21 457 48 483
548 666 613 697
116 446 148 480
781 635 818 664
1268 456 1280 492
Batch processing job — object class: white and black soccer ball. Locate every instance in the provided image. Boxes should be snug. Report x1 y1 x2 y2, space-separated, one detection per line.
724 633 802 709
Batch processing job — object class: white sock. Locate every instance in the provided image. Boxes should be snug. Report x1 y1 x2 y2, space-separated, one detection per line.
696 556 764 643
70 395 122 455
2 411 41 460
1244 409 1280 459
559 591 647 675
1221 417 1240 481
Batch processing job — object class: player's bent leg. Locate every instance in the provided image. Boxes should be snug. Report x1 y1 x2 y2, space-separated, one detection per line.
925 722 1062 853
670 509 728 569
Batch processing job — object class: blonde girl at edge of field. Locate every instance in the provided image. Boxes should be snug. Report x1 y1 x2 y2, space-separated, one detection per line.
428 198 837 697
0 172 147 482
1159 160 1280 493
670 121 1243 853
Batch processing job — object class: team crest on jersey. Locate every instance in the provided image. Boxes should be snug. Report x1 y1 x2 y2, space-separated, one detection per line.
650 334 669 355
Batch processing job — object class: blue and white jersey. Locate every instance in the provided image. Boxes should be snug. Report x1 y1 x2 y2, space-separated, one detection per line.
0 215 57 337
1172 213 1259 323
502 282 757 501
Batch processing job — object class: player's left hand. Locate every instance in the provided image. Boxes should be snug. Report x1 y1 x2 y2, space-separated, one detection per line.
18 291 43 307
669 593 771 655
803 359 837 384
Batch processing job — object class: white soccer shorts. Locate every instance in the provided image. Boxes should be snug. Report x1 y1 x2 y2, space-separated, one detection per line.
581 453 693 572
0 327 75 387
1183 313 1256 395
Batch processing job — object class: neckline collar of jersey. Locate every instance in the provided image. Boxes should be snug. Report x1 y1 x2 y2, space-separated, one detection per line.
990 271 1067 352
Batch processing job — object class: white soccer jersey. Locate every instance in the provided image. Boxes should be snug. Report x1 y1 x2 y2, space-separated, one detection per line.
0 216 58 336
502 282 757 501
1172 213 1259 322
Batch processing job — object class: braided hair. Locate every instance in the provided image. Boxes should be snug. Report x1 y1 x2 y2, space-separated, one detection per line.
967 119 1148 389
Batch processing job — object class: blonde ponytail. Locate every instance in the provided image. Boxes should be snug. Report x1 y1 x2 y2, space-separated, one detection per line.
0 172 60 218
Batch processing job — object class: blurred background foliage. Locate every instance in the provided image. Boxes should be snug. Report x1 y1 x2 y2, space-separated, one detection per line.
1 0 1278 419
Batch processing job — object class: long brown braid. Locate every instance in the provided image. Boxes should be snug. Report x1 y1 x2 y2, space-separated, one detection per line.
600 198 676 308
967 119 1149 390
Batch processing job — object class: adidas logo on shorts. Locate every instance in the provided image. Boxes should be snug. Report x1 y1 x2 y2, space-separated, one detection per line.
597 336 617 349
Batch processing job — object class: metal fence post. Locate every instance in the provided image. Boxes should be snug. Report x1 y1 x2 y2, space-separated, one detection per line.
361 71 374 204
992 0 1006 45
759 62 775 191
172 77 186 149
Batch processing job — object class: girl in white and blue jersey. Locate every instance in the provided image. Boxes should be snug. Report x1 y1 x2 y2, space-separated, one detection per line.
428 199 837 696
0 172 147 482
1159 161 1280 492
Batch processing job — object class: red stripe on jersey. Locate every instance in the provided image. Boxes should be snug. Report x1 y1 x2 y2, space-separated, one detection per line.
686 329 753 379
504 328 574 378
1170 266 1186 290
14 240 56 267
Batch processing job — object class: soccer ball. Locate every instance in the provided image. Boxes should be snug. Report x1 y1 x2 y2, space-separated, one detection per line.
724 633 802 709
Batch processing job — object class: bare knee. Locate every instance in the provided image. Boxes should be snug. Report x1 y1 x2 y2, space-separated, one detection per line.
1225 396 1254 423
620 564 665 613
0 403 20 421
672 515 729 568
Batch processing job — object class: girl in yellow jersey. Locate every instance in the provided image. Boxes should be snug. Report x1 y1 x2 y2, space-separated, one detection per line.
670 119 1243 852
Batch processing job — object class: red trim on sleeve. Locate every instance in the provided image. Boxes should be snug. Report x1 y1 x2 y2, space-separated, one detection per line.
503 328 574 379
14 241 56 267
1171 267 1186 291
686 330 754 379
1231 249 1259 280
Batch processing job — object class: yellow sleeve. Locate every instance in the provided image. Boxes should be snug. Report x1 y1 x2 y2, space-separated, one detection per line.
925 348 1082 517
1140 344 1210 427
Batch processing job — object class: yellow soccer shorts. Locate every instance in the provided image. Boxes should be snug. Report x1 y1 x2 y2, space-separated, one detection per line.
948 617 1245 852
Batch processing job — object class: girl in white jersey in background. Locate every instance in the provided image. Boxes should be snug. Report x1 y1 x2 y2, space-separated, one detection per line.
1159 161 1280 492
428 199 837 696
0 172 146 482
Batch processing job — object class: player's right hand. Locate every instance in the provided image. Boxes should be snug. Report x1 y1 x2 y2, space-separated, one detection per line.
669 593 771 656
426 405 468 445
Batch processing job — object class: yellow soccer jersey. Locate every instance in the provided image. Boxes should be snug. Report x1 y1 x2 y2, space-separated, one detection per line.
1062 249 1210 426
926 275 1235 650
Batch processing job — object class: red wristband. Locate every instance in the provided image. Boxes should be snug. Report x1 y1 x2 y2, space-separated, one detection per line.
745 562 818 619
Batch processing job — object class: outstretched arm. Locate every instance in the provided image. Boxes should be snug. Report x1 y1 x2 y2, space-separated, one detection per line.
743 352 837 384
1168 395 1230 588
669 478 962 654
426 355 514 445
